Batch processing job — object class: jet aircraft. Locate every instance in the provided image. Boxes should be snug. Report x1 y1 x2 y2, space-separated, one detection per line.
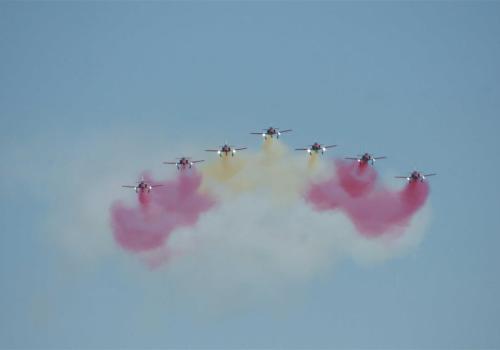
163 157 204 170
295 142 337 155
250 127 292 139
345 153 387 165
395 171 436 183
122 177 163 193
205 143 247 157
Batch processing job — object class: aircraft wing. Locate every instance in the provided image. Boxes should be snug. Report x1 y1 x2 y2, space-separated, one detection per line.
122 185 136 188
394 176 409 179
324 145 337 149
205 149 220 152
345 157 359 160
295 148 308 151
374 156 387 160
250 132 264 135
424 173 437 177
235 147 247 151
192 160 205 163
163 162 177 165
279 129 292 133
151 184 164 188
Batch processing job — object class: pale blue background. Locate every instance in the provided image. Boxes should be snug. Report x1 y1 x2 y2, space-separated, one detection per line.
1 2 499 348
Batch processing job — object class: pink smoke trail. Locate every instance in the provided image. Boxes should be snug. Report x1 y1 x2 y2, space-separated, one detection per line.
138 191 150 207
337 160 377 197
150 170 215 225
111 170 215 255
306 160 429 236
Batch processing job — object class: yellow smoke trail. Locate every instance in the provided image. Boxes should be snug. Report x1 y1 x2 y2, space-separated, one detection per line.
256 141 305 203
202 155 246 182
200 138 326 204
200 153 253 195
307 152 319 171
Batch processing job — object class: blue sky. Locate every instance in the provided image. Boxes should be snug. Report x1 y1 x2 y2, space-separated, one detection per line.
1 2 499 348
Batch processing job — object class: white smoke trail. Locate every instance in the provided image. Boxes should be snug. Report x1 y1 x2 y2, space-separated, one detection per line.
156 193 428 313
12 130 429 312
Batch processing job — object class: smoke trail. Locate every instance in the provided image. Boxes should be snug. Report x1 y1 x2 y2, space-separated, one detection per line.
337 160 377 197
159 193 429 313
307 152 319 171
138 191 151 207
110 200 172 252
111 139 323 266
200 154 250 194
151 170 215 225
252 138 312 202
202 155 247 183
110 170 215 254
200 138 322 203
25 128 432 312
342 181 429 235
306 160 429 236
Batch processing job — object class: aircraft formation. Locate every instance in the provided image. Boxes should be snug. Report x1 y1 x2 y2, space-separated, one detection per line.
122 127 436 193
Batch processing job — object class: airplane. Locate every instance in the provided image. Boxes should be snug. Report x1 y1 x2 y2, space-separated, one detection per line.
345 153 387 165
163 157 204 170
395 171 437 183
295 142 337 155
250 127 292 139
205 143 247 157
122 177 163 193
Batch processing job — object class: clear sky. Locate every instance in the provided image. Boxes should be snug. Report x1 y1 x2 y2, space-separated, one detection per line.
1 2 499 348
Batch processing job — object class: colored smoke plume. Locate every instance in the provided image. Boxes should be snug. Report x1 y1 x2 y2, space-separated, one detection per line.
201 139 320 202
29 129 430 309
337 160 377 197
138 191 151 207
307 152 319 171
111 170 215 253
200 154 249 192
306 160 429 236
